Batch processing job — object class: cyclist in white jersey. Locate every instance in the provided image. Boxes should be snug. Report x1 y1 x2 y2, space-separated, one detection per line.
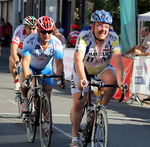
20 16 65 112
9 16 37 91
70 10 126 147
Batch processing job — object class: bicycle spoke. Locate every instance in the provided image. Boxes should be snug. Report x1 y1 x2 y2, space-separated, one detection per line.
40 94 52 147
91 107 108 147
26 89 36 143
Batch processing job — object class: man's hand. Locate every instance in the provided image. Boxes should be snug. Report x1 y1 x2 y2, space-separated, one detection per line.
77 79 88 91
133 49 142 56
57 80 65 89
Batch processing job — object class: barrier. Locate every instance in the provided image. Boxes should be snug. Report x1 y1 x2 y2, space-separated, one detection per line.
110 57 133 101
130 56 150 95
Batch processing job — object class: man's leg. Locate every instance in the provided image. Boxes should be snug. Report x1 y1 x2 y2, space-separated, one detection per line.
100 69 117 106
70 92 87 145
9 55 20 90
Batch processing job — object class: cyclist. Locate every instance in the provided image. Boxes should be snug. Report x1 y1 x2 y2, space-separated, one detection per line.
20 16 65 113
70 9 125 147
9 16 37 91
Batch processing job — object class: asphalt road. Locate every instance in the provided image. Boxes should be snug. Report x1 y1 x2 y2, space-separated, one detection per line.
0 46 150 147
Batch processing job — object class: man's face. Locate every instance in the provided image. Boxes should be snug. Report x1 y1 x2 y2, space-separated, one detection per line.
140 28 149 38
38 29 53 43
91 22 109 41
25 25 36 36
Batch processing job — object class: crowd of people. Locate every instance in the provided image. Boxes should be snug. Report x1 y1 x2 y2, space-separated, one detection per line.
5 8 150 147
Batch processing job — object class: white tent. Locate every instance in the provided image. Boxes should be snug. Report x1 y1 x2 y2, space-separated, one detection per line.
137 11 150 43
138 11 150 21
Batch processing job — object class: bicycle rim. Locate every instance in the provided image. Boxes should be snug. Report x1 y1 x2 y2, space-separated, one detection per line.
40 94 52 147
26 89 36 142
17 92 22 118
78 106 88 147
91 106 108 147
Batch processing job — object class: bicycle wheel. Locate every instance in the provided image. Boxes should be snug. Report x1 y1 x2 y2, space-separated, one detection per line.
26 89 36 142
78 105 88 147
40 93 52 147
91 106 108 147
16 91 22 118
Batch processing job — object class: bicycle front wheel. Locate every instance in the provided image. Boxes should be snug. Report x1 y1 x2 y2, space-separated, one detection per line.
40 93 52 147
26 89 36 142
91 106 108 147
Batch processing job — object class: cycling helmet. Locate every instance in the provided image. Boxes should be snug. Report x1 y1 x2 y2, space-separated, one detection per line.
23 16 37 26
36 16 55 31
91 10 112 24
72 24 79 30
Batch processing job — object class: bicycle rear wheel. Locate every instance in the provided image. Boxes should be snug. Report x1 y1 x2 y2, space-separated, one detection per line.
26 89 36 142
40 93 52 147
91 106 108 147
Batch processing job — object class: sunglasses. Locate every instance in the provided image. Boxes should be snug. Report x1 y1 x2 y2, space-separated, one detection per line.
26 26 36 30
40 30 53 34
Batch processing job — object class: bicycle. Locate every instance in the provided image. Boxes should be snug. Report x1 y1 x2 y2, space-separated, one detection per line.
14 61 22 118
22 73 64 147
78 80 127 147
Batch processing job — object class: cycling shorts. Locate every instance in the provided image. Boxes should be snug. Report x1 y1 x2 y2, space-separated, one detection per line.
20 65 53 87
70 64 116 94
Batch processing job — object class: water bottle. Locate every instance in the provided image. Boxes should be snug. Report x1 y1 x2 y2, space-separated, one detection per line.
87 104 94 122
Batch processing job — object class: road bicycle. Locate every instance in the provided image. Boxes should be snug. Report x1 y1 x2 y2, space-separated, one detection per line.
22 73 64 147
78 80 127 147
14 61 22 118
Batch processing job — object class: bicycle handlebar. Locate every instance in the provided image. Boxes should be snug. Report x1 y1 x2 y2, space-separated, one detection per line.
22 73 64 88
78 81 128 102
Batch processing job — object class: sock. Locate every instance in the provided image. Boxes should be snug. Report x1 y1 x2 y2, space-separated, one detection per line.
14 80 19 83
22 96 28 100
72 137 78 142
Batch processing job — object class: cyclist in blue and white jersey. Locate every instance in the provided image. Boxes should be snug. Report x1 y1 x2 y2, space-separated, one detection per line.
20 16 64 113
70 9 125 147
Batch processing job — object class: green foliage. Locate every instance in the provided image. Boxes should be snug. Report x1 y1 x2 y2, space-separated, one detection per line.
86 0 150 36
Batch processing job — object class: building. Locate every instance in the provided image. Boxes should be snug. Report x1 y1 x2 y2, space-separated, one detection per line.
0 0 86 38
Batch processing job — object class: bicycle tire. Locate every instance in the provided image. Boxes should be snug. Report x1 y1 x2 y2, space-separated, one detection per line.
16 91 22 118
78 105 88 147
26 89 36 142
91 106 108 147
40 93 52 147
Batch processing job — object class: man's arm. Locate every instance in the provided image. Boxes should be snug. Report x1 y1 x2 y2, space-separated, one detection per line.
11 43 19 62
21 55 31 80
55 59 63 76
112 52 124 86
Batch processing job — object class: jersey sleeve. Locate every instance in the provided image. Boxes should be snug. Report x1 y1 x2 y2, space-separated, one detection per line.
11 26 21 45
75 35 87 54
21 37 31 56
54 42 63 59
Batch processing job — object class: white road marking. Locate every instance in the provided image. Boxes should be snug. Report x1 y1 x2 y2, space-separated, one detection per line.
52 125 72 138
8 99 17 105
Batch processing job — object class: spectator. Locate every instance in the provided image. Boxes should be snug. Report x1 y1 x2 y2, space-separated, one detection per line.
4 21 12 46
53 28 67 47
122 26 150 58
56 21 65 35
67 24 80 48
0 18 6 46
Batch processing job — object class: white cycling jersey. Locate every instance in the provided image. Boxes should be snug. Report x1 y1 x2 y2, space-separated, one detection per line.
22 33 63 70
11 25 27 55
74 25 121 75
11 25 37 56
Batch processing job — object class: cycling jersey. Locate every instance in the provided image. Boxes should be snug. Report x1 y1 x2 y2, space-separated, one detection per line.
11 25 27 55
11 25 37 56
68 30 79 47
22 33 63 70
75 25 121 75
